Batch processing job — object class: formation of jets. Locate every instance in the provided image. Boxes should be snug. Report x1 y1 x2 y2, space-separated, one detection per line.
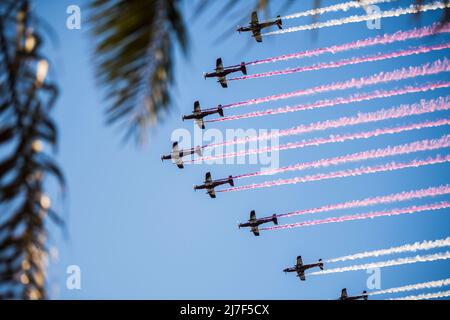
193 172 234 198
160 9 369 295
283 256 324 281
237 11 283 42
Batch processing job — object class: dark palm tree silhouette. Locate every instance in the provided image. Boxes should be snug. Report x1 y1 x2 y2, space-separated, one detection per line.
0 0 447 299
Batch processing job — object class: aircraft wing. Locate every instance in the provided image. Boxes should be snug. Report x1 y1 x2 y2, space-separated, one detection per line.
296 256 303 267
175 158 184 169
194 100 201 113
251 225 260 236
218 76 228 88
215 58 224 73
297 270 306 281
250 210 257 222
252 29 262 42
205 172 212 183
341 289 348 300
251 11 259 25
195 118 205 129
172 142 180 154
207 188 216 198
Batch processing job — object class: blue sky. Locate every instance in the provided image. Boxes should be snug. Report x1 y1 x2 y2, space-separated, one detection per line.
35 0 450 299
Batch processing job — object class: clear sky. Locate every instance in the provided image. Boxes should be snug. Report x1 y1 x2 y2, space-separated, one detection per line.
35 0 449 299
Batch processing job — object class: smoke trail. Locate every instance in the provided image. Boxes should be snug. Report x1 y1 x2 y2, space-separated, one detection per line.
282 0 395 20
328 237 450 263
189 119 450 163
262 2 450 36
368 278 450 296
229 44 450 82
310 251 450 275
236 135 450 179
262 202 450 232
204 96 450 151
206 59 450 113
391 289 450 300
207 82 450 123
249 23 450 66
219 155 450 193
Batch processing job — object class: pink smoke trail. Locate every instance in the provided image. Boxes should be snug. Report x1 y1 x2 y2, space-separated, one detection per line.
260 201 450 231
262 2 450 36
207 82 450 123
230 43 450 81
205 58 450 112
219 155 450 193
203 96 450 151
236 135 450 179
247 23 450 66
188 119 450 163
276 185 450 219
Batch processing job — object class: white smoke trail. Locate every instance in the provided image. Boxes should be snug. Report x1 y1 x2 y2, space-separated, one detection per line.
205 95 450 151
327 237 450 263
249 23 449 66
214 59 450 112
237 135 450 179
220 155 450 193
310 251 450 275
189 119 450 164
263 2 450 36
261 201 450 231
230 43 450 82
390 289 450 300
282 0 396 20
369 278 450 296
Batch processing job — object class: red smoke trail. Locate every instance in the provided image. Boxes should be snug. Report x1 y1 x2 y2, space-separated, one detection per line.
203 96 449 151
230 43 450 81
205 59 450 112
207 82 450 123
260 201 450 231
218 155 450 193
247 23 449 66
236 135 450 179
275 185 450 219
187 119 450 163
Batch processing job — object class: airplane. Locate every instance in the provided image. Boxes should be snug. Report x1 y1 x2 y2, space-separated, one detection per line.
182 100 224 129
203 58 247 88
161 142 202 169
237 11 282 42
193 172 234 198
238 210 278 236
283 256 324 281
338 288 368 301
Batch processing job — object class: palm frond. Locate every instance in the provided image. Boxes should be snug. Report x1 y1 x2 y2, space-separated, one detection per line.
0 0 62 299
89 0 188 143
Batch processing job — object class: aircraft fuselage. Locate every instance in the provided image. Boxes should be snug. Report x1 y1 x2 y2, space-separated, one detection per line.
283 262 323 273
237 21 278 33
194 180 229 191
183 109 220 120
204 66 242 79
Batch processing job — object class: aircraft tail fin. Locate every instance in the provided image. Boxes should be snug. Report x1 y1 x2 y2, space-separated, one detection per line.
228 176 234 187
319 259 324 270
217 105 224 117
276 16 282 29
241 62 247 75
272 214 278 225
